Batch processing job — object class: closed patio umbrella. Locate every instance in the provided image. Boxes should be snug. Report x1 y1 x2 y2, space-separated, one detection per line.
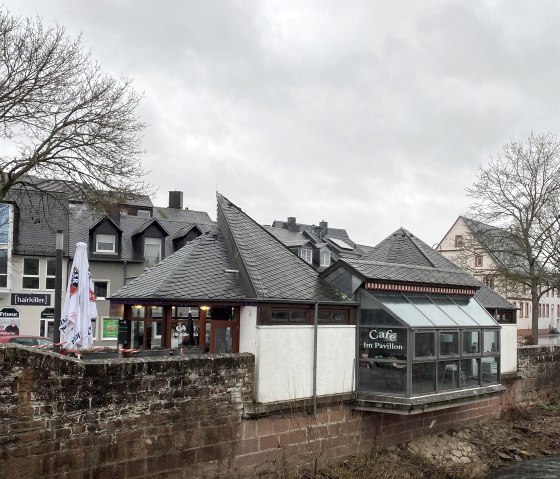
59 242 97 350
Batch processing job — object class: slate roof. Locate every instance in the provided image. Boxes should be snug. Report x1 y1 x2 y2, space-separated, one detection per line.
474 285 517 310
68 206 214 259
7 189 69 256
153 207 213 225
218 194 349 303
264 226 311 248
111 227 246 301
332 228 481 288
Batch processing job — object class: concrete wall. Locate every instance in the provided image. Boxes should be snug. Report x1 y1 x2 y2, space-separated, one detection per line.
1 344 559 479
254 325 355 403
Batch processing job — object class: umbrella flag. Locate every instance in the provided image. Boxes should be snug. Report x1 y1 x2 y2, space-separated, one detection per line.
59 242 97 349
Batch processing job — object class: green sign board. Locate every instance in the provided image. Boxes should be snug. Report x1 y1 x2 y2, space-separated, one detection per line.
102 317 119 340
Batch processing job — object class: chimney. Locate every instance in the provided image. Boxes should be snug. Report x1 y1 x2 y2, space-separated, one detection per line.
169 191 183 209
319 220 328 230
287 217 297 232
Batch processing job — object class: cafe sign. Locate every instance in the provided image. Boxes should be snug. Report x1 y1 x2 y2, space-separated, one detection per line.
362 328 404 352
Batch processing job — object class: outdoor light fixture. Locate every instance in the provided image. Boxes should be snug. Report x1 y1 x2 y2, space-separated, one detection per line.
200 306 210 311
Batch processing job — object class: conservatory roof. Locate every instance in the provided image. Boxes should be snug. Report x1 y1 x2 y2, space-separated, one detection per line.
367 290 500 328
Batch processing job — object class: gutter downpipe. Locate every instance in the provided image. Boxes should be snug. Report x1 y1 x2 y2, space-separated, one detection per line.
313 300 318 418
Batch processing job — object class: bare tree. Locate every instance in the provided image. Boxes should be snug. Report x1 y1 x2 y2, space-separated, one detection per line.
0 8 153 210
466 132 560 343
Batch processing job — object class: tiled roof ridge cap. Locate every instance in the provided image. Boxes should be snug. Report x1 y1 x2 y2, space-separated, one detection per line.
216 193 262 297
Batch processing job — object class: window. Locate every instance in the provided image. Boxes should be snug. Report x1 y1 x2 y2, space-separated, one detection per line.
474 254 483 267
483 276 494 290
0 249 7 288
320 251 331 267
46 258 56 289
137 209 151 218
22 258 39 289
95 234 116 253
144 237 162 268
454 235 463 247
271 309 308 323
93 281 109 299
318 310 349 324
299 248 312 264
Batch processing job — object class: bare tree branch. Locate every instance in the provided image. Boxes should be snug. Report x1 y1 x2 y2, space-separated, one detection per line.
0 8 153 211
466 132 560 344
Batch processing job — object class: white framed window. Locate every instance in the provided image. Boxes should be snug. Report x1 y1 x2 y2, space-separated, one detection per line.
93 280 109 300
22 257 40 289
144 237 162 268
95 233 116 253
474 254 483 268
137 209 151 218
0 249 7 288
320 251 331 267
299 247 312 264
46 258 56 290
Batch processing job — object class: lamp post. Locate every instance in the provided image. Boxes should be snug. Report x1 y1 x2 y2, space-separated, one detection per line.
53 230 63 353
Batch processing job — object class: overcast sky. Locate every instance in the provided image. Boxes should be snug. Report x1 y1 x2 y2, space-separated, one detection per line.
6 0 560 247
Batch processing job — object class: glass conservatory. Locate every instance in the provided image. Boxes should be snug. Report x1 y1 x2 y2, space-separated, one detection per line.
357 289 503 412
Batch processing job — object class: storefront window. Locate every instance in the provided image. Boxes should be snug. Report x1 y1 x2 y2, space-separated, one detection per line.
358 290 501 399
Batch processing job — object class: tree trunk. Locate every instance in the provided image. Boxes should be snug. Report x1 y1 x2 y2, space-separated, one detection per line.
531 284 540 344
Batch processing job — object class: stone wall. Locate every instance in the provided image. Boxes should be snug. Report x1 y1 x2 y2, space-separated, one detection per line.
1 344 559 479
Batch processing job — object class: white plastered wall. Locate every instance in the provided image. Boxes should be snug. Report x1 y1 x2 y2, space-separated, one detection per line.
253 324 355 403
500 323 518 373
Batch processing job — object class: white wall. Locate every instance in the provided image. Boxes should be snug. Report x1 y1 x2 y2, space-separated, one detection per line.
239 305 257 355
254 325 355 403
500 323 518 373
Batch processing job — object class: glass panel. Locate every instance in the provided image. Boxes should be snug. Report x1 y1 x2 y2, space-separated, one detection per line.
461 358 480 388
376 293 432 327
414 332 435 358
452 296 498 326
463 330 480 354
0 249 7 274
46 258 56 276
132 321 144 348
271 311 289 321
439 331 459 357
23 258 39 275
144 238 161 267
131 306 145 319
96 234 115 252
214 326 232 353
430 296 475 326
439 360 460 390
358 361 406 395
483 330 499 353
0 204 9 243
332 311 347 322
412 363 436 395
94 282 108 298
46 277 55 289
290 311 306 323
408 296 456 327
359 291 402 326
481 357 499 384
359 327 407 360
22 277 39 289
317 311 329 322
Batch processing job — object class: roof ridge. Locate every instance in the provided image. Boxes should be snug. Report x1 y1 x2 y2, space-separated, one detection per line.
346 258 466 274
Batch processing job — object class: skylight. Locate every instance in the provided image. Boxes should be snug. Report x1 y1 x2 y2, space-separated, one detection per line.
328 237 353 250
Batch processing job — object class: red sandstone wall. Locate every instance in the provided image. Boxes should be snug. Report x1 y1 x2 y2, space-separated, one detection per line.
0 344 559 479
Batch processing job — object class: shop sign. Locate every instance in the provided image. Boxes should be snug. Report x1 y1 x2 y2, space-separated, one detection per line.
362 328 404 352
11 293 51 306
0 308 20 335
102 317 119 340
41 308 55 319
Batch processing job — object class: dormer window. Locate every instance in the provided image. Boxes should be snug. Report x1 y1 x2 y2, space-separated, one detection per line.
144 237 162 268
95 233 116 254
320 251 331 267
299 247 312 264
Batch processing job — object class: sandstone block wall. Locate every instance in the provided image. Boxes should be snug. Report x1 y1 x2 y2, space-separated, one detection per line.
1 344 559 479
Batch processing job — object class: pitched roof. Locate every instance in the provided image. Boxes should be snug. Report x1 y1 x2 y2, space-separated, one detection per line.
111 227 246 301
333 228 481 288
264 226 311 248
218 194 349 303
153 207 213 225
474 285 517 310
